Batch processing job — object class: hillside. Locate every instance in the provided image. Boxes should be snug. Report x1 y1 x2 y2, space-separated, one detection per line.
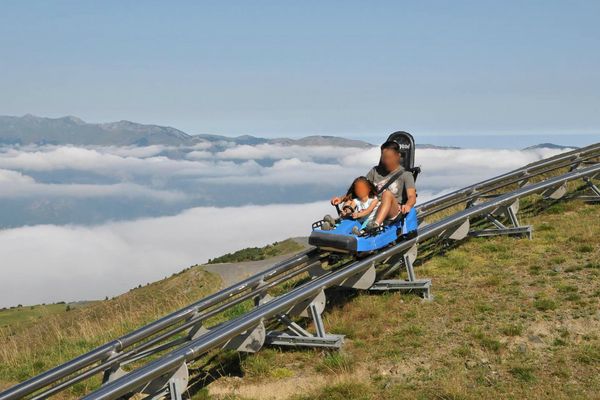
0 301 97 330
201 196 599 399
0 268 222 394
0 239 309 396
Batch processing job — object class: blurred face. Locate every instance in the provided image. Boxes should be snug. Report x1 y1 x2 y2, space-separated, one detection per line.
355 180 371 199
381 148 400 172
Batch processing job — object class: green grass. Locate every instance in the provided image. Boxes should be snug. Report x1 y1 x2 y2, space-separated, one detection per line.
472 331 502 353
500 323 524 336
292 382 373 400
0 266 222 395
533 297 558 311
576 344 600 365
509 366 537 382
315 352 356 375
207 239 304 264
0 302 96 329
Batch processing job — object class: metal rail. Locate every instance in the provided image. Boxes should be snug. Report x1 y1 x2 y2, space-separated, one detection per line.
417 142 600 218
80 163 600 400
0 249 321 400
1 145 598 400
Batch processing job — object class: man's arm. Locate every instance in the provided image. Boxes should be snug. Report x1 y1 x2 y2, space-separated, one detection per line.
401 172 417 213
402 188 417 213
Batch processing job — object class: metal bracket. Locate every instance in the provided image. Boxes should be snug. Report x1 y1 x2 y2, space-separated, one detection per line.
579 176 600 203
379 244 418 280
339 264 377 289
223 321 266 353
143 362 189 400
166 363 188 400
469 199 532 239
101 350 127 385
440 218 470 241
186 307 210 341
542 182 568 200
465 197 483 209
265 302 344 349
517 172 531 188
286 288 327 318
369 246 432 301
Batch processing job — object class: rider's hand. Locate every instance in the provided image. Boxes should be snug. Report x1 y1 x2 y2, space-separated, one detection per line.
401 204 412 214
330 196 341 206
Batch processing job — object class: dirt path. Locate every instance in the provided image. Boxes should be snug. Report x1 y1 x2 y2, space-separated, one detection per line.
200 237 310 287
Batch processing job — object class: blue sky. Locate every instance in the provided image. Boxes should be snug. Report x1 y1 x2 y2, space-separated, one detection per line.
1 0 599 141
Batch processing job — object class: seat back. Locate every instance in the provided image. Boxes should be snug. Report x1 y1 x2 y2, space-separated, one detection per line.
385 131 420 181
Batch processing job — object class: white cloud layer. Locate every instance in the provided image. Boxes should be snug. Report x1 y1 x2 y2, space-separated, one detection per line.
0 202 333 307
0 143 571 191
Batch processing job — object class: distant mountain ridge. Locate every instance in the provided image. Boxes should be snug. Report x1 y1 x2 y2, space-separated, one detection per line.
416 143 461 150
0 114 373 148
0 115 578 150
522 143 576 151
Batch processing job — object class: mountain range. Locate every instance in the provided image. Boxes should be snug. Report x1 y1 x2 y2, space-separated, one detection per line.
0 114 579 150
0 114 373 147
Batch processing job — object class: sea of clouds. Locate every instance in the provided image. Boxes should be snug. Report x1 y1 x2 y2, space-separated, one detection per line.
0 141 571 307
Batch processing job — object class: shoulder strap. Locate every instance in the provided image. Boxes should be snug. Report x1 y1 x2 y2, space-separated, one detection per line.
376 170 404 194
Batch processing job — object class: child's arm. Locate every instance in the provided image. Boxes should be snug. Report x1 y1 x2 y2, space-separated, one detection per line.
352 198 379 219
331 194 352 206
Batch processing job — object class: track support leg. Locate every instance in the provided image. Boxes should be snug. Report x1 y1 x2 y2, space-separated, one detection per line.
580 176 600 203
469 200 532 239
369 248 432 301
265 301 344 349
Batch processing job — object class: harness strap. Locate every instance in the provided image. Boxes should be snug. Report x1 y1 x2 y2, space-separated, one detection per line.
376 170 404 195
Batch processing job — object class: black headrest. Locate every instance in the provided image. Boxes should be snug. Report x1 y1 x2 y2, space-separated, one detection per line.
385 131 415 171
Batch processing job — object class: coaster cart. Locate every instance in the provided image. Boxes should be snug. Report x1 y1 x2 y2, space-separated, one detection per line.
309 131 421 255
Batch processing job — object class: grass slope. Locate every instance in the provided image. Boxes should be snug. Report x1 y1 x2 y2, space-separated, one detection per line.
0 267 221 396
0 239 307 397
205 198 600 400
207 239 304 264
0 302 97 329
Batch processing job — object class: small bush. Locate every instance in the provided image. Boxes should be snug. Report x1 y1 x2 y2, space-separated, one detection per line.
533 298 557 311
510 366 537 382
316 352 355 374
576 344 600 365
241 351 275 377
472 331 502 352
293 382 372 400
501 324 524 336
576 244 594 253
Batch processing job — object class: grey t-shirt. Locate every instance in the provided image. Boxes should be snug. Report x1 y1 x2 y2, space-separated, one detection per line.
366 165 415 204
